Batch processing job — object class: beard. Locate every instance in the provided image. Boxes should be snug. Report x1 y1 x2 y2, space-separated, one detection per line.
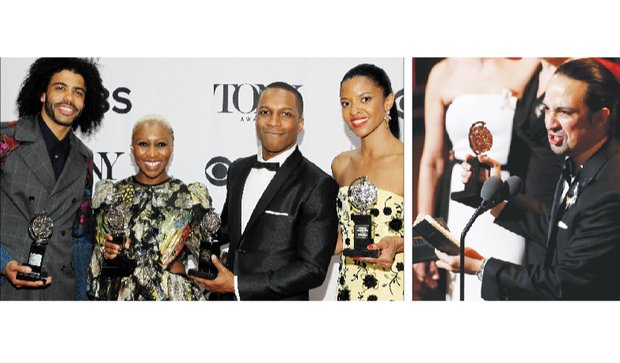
43 98 81 127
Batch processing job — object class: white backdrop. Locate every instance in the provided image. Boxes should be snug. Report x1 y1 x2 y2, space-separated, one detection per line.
1 57 403 300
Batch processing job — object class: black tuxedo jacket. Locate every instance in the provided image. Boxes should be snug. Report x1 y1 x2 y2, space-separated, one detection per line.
483 139 620 300
220 148 338 300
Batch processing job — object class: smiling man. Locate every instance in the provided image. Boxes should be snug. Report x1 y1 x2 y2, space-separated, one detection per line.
0 58 106 300
190 81 339 300
435 58 620 300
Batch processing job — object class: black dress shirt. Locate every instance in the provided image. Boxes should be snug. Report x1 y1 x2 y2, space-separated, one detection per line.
38 114 71 180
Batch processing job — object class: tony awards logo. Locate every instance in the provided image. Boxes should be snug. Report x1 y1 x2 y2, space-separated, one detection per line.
16 212 54 282
451 121 494 206
343 176 380 259
189 208 221 280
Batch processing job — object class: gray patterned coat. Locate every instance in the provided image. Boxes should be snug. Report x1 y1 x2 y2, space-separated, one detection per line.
1 115 93 300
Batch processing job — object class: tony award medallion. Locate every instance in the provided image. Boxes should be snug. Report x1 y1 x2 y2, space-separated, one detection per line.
101 204 135 277
16 212 53 282
451 121 493 207
343 176 380 259
189 208 221 280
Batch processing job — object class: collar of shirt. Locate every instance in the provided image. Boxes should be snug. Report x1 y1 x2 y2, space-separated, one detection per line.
256 144 297 166
38 114 71 158
561 158 582 206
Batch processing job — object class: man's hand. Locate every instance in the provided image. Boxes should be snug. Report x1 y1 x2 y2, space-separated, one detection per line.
2 260 52 288
189 255 234 293
461 154 503 184
462 154 510 217
434 249 483 275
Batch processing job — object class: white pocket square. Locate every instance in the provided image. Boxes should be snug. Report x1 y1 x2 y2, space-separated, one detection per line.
558 221 568 229
265 210 288 216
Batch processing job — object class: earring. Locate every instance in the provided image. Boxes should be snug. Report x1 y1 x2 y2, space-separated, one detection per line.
348 128 354 150
384 113 391 128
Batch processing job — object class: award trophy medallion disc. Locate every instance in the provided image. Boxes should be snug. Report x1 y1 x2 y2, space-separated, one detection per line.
188 208 221 280
101 205 135 277
16 212 54 282
342 176 380 259
451 121 493 207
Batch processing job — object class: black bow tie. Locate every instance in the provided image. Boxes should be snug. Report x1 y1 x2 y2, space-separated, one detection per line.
252 158 279 172
561 157 575 184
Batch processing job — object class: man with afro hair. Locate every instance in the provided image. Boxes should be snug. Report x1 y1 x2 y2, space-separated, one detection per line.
1 58 106 300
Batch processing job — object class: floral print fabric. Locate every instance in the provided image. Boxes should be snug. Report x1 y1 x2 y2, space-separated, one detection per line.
337 187 404 301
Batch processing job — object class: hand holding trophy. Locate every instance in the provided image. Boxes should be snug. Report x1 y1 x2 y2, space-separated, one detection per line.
343 176 380 259
101 204 135 277
188 208 221 280
16 212 54 282
451 121 493 207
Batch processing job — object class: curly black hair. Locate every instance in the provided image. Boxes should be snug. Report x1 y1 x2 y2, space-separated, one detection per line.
16 58 106 136
341 63 400 139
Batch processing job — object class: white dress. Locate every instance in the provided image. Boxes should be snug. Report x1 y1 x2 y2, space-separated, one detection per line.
444 91 525 300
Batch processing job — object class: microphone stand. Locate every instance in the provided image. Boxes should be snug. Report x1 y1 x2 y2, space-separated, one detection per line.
456 175 521 301
459 204 485 301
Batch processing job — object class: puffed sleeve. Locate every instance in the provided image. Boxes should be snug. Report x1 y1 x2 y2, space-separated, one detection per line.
188 182 212 210
92 179 116 210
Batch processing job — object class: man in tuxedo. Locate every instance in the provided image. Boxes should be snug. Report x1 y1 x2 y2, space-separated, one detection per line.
1 58 106 300
436 58 620 300
191 81 339 300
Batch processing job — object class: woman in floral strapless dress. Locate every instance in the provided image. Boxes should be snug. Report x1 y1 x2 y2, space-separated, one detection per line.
332 64 404 301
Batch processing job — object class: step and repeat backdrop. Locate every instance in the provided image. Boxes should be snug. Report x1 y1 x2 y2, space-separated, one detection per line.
0 58 404 300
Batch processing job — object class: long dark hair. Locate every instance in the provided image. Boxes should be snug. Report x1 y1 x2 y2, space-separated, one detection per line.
341 63 399 138
17 58 106 136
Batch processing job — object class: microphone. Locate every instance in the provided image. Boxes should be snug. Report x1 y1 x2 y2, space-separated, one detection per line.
458 176 504 301
483 175 523 209
480 176 504 208
504 175 523 199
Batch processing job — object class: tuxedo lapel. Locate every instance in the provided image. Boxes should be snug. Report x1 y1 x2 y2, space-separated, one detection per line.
544 173 566 266
229 157 254 245
241 148 303 242
546 175 565 247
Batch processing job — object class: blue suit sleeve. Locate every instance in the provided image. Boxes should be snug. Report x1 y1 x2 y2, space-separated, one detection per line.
72 158 95 300
0 244 14 285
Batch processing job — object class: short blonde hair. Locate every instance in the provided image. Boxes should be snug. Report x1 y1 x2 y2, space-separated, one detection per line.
131 114 175 143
